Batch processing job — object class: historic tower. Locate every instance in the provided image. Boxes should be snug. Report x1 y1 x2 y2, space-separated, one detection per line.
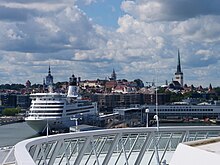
109 69 117 81
174 50 183 86
45 65 53 86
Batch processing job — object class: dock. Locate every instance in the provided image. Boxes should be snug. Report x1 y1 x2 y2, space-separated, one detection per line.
0 116 24 126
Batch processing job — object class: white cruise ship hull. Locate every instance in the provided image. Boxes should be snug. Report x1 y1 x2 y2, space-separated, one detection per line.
25 117 75 134
25 119 49 134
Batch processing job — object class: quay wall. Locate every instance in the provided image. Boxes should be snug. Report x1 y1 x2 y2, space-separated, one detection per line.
0 116 24 125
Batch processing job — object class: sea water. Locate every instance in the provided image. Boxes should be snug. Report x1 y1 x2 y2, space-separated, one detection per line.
0 122 39 147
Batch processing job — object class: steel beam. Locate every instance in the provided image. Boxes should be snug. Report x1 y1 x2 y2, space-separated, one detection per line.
74 137 91 165
102 133 121 165
134 132 152 165
48 140 63 165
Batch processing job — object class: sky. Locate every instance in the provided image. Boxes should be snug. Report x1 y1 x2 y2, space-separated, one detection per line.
0 0 220 87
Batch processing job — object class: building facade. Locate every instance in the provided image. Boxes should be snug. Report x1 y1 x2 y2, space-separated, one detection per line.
90 93 170 113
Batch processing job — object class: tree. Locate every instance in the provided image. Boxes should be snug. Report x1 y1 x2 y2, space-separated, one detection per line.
0 84 25 90
157 87 166 93
11 84 25 90
134 79 144 88
214 87 220 100
2 107 21 116
166 91 184 102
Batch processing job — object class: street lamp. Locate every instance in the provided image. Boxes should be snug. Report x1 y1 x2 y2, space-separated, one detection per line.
145 109 149 127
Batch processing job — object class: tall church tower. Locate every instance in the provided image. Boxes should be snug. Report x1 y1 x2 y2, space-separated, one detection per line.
45 65 53 86
109 69 117 81
174 50 183 86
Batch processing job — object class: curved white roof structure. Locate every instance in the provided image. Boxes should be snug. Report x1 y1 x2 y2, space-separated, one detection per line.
171 137 220 165
2 126 220 165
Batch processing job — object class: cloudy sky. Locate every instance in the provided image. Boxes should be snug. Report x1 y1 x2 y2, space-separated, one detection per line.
0 0 220 87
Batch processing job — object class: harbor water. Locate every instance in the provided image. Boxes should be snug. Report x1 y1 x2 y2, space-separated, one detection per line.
0 122 39 147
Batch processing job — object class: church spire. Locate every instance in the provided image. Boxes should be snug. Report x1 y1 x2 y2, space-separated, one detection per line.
48 65 51 75
111 68 117 81
45 65 53 87
109 68 117 81
174 49 183 87
176 49 182 73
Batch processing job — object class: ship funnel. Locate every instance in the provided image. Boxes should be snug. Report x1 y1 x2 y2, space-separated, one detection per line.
48 85 53 93
67 74 78 97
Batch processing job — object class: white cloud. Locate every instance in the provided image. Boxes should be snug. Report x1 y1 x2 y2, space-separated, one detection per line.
0 2 66 12
35 18 60 33
0 4 106 53
196 50 213 60
73 0 97 6
81 0 97 5
121 0 220 22
172 16 220 43
121 0 163 22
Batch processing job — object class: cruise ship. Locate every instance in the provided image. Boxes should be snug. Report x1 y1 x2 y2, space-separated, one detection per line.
25 75 97 134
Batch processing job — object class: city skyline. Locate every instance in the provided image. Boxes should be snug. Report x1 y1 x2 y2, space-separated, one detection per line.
0 0 220 87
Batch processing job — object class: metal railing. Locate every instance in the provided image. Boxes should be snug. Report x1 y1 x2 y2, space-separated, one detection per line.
0 146 15 165
14 126 220 165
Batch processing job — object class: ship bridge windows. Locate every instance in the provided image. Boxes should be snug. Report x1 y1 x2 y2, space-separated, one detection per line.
65 106 95 112
67 110 90 116
38 114 62 117
31 110 63 113
39 98 61 101
78 102 93 106
155 108 214 112
32 106 64 109
34 103 64 105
